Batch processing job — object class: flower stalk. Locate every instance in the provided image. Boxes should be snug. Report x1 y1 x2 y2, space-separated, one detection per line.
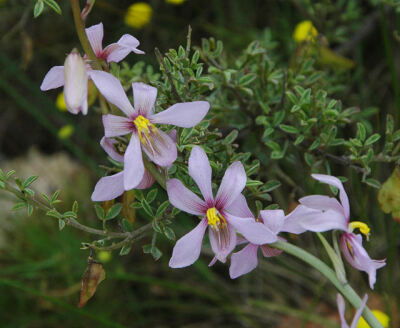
270 240 384 328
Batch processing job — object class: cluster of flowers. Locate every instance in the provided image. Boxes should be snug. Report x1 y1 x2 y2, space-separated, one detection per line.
40 23 385 290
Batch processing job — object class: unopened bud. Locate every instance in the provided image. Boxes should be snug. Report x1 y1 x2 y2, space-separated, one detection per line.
64 50 88 115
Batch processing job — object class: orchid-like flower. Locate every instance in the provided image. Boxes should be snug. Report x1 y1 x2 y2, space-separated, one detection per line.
167 146 278 268
291 174 386 288
89 71 210 190
229 209 284 278
337 294 368 328
40 22 143 114
91 137 155 201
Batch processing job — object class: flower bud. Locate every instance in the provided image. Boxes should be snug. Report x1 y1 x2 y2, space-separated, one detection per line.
63 50 88 115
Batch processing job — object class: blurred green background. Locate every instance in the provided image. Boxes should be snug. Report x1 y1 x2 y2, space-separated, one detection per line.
0 0 399 327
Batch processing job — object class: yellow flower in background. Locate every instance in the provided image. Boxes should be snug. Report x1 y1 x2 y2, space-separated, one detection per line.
56 92 68 111
293 20 318 43
166 0 185 4
125 2 153 29
57 125 74 140
98 251 112 263
356 310 389 328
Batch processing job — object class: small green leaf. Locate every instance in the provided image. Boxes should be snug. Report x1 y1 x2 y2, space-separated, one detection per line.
0 181 4 189
356 123 366 142
130 202 142 209
156 200 170 217
105 203 122 220
72 200 79 214
141 199 154 217
151 246 162 261
279 124 298 134
294 135 304 145
63 211 77 218
43 0 61 14
146 189 158 204
59 219 66 231
364 178 381 189
23 176 38 189
27 204 34 216
46 209 62 219
309 139 320 151
263 180 281 192
273 111 285 126
246 179 263 187
143 244 152 254
6 170 16 180
34 0 44 18
365 134 381 146
120 245 132 256
13 202 27 211
238 73 257 86
94 204 105 220
163 226 175 240
222 130 238 145
122 218 134 232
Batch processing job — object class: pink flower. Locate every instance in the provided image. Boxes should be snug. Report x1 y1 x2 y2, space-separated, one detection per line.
91 137 155 202
229 209 285 278
89 71 210 191
167 146 277 268
290 174 386 289
40 22 143 114
337 293 368 328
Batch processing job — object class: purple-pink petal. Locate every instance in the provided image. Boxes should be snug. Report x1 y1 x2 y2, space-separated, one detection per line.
85 22 104 56
311 174 350 219
259 209 285 234
100 137 124 162
260 244 283 257
123 134 145 190
225 193 253 218
188 146 214 205
299 195 345 217
166 179 207 216
215 161 247 210
141 129 177 167
350 294 369 328
90 70 136 117
132 82 157 116
340 233 386 289
117 34 145 54
91 171 124 201
136 170 155 189
169 218 208 268
229 243 259 279
102 114 132 138
208 223 236 263
105 35 144 63
150 101 210 128
298 208 348 232
337 294 350 328
40 66 65 91
225 213 277 245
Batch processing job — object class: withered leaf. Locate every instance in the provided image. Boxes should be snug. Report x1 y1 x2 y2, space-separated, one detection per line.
78 258 106 308
378 166 400 221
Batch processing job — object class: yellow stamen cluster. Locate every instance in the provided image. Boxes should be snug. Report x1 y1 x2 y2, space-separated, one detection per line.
206 207 227 230
133 115 156 144
349 221 371 240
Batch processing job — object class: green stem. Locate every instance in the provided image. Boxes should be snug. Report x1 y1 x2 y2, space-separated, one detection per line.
143 157 167 190
69 0 100 69
270 240 383 328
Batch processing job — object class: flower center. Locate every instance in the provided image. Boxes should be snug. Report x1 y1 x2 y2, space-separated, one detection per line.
133 115 155 141
349 221 370 240
206 207 230 251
